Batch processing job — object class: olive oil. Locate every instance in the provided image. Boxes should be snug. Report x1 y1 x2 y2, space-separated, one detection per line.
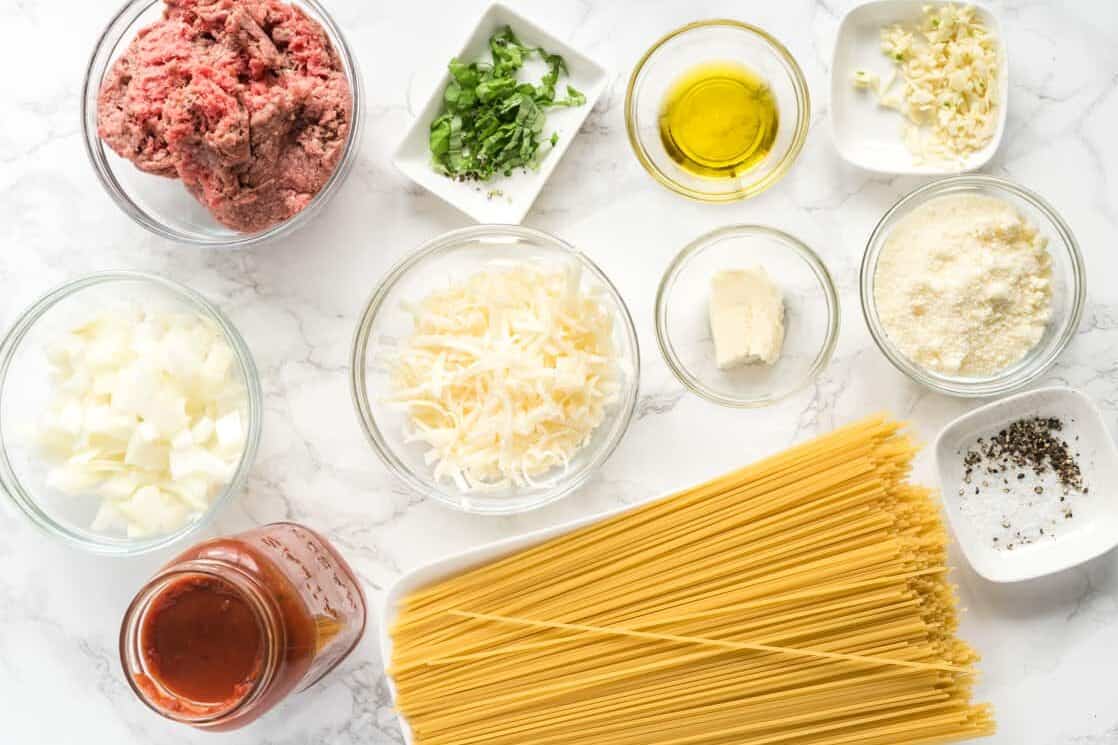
659 62 779 179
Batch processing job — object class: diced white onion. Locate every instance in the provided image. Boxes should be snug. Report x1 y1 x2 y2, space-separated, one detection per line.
33 305 248 537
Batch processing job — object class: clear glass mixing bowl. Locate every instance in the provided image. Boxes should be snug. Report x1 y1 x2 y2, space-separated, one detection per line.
656 225 839 407
81 0 363 248
0 272 262 554
861 175 1085 397
625 20 810 202
350 225 641 515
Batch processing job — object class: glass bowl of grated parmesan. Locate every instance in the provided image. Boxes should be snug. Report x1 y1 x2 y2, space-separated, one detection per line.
350 225 640 514
861 175 1085 397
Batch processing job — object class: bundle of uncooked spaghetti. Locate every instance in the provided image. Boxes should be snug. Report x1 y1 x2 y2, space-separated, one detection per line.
389 415 994 745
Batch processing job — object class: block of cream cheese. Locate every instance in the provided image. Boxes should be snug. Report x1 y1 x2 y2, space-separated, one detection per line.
709 268 785 369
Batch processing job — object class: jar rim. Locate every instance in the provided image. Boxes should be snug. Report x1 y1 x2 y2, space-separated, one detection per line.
119 562 284 726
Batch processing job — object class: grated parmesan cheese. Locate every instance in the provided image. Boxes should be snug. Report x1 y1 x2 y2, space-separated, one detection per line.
386 264 620 492
874 194 1052 376
861 4 1000 163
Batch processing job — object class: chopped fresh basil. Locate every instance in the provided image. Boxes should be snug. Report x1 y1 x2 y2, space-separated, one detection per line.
429 27 585 182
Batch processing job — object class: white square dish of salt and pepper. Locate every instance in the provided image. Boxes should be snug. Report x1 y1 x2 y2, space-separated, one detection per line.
935 387 1118 583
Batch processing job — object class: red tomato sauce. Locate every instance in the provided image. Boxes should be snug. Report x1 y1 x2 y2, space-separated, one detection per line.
137 574 264 710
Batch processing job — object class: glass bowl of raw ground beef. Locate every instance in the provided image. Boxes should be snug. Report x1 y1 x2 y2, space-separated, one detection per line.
82 0 363 248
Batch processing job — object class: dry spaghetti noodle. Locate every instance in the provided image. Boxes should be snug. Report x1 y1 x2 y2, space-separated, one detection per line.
389 415 994 745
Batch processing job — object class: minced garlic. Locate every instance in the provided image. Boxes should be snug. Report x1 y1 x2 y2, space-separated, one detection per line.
851 69 880 90
860 4 1000 163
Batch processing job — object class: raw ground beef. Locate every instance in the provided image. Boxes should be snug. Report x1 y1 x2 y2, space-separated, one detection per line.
97 0 352 233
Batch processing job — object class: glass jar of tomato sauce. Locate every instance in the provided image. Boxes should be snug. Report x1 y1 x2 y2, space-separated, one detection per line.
120 522 366 730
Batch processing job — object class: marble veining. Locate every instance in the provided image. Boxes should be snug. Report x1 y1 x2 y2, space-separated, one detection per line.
1 0 1117 743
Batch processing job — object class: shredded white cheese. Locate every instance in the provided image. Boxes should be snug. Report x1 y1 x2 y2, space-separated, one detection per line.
862 4 1000 163
34 306 248 538
386 264 620 492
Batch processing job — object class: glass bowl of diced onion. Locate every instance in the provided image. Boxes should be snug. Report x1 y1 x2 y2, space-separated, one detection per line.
0 272 262 555
350 225 641 515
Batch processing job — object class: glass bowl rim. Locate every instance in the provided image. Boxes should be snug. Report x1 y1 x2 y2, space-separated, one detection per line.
624 18 811 203
655 224 841 408
859 174 1086 398
80 0 365 249
349 224 642 515
0 271 263 555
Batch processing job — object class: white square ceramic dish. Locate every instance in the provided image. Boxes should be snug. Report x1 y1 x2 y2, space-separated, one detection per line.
830 0 1008 174
378 499 640 744
935 387 1118 583
392 2 608 224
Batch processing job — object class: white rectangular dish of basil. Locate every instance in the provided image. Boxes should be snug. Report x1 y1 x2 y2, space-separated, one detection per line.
392 2 608 224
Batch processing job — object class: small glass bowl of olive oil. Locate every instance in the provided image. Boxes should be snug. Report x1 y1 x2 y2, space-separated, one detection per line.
626 20 810 202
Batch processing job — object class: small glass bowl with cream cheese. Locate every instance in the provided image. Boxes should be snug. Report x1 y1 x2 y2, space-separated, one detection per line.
655 225 840 408
861 175 1085 397
0 272 262 555
350 225 641 515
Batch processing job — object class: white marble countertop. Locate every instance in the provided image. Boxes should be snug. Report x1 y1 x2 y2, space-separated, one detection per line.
3 0 1118 742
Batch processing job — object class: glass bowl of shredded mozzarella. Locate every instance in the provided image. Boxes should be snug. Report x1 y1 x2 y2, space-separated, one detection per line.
0 272 262 555
861 175 1085 397
351 225 640 514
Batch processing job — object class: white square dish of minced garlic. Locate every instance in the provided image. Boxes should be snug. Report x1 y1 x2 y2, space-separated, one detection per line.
709 268 785 369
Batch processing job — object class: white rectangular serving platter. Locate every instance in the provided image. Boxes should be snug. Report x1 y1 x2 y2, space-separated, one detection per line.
830 0 1008 174
378 496 646 745
392 2 609 224
379 386 1108 740
935 387 1118 584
